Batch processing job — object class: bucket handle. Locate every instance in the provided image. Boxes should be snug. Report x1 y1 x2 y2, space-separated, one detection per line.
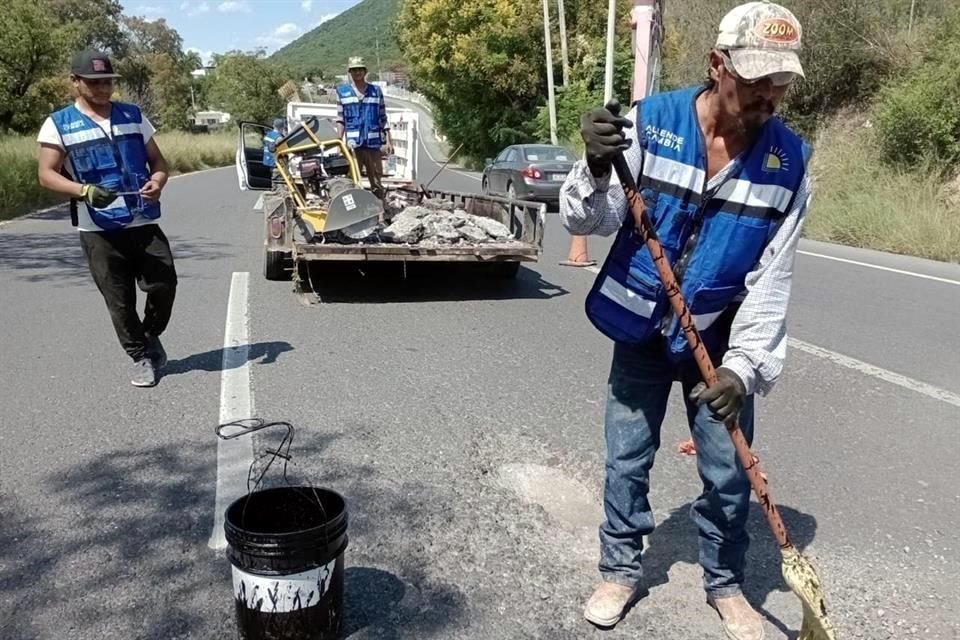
217 418 295 495
216 419 332 540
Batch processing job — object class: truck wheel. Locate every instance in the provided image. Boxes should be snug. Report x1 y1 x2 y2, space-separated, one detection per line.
488 261 521 279
264 249 291 281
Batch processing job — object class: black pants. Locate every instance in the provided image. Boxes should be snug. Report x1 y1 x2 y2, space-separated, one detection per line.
79 225 178 361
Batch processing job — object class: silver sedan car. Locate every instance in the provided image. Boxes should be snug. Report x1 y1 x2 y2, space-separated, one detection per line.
482 144 576 210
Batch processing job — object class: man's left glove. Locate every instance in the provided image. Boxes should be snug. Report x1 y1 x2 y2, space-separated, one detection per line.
689 367 746 422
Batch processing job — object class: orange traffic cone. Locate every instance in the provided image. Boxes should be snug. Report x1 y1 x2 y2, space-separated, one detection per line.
559 234 597 267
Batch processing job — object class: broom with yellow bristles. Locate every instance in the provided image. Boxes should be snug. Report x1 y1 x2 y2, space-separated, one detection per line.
610 149 837 640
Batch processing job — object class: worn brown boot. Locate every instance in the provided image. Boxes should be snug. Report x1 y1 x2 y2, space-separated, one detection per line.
707 594 765 640
583 582 638 628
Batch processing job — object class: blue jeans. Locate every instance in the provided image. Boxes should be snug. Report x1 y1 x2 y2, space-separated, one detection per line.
599 339 755 597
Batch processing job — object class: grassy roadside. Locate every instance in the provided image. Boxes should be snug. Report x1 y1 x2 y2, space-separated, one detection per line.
0 131 236 223
805 115 960 263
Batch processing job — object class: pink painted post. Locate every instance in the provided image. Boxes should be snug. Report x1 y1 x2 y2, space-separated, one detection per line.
630 0 658 104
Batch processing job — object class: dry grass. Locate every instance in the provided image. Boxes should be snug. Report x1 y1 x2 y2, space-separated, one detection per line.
805 115 960 263
0 131 235 222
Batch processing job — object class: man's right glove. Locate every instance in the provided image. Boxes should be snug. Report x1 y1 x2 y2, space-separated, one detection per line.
580 100 634 177
81 184 116 209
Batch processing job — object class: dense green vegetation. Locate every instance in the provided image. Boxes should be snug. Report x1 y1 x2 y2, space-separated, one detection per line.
272 0 405 81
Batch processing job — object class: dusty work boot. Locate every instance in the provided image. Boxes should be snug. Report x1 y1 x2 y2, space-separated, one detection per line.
707 594 765 640
145 333 167 370
583 581 638 628
130 358 157 388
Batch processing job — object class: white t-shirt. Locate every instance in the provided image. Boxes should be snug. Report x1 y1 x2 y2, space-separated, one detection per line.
37 102 158 232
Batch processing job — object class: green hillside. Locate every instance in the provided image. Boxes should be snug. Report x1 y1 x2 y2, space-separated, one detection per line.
271 0 405 81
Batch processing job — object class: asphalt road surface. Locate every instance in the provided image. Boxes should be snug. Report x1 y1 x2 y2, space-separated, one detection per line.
2 107 959 640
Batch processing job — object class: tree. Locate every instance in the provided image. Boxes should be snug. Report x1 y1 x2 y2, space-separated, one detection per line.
0 0 128 132
114 16 193 130
48 0 126 53
396 0 637 160
206 52 290 125
0 0 73 132
396 0 547 161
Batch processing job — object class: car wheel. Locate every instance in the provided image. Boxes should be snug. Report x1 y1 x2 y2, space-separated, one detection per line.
481 176 489 194
507 183 516 200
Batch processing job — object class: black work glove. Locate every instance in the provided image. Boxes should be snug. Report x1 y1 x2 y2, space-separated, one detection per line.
580 100 634 177
689 367 747 422
81 184 116 208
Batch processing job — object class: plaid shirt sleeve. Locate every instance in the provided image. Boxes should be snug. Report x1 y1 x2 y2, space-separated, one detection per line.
558 104 641 237
722 174 813 397
336 95 344 124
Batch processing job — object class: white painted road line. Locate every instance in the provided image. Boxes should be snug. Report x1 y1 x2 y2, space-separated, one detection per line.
208 271 255 551
787 338 960 408
798 250 960 287
566 264 960 407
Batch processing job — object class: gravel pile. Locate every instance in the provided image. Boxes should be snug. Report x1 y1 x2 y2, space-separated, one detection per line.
381 199 516 245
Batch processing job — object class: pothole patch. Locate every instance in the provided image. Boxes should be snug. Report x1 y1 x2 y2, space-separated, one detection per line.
496 463 603 529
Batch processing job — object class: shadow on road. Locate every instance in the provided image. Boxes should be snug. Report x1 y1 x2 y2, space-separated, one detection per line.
301 261 569 303
0 423 466 639
641 501 819 640
0 228 233 285
163 341 295 376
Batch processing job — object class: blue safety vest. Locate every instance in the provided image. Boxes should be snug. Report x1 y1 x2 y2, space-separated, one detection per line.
336 83 384 149
585 86 809 358
263 129 279 168
51 102 160 231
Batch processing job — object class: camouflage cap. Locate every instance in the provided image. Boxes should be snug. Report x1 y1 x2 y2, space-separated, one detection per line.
347 56 367 70
715 1 804 80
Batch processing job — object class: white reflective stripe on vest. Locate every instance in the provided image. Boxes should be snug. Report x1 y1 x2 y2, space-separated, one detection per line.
112 123 141 137
61 127 107 146
642 152 704 191
340 96 359 104
599 276 657 318
346 130 360 138
692 309 725 330
714 179 794 211
362 96 380 104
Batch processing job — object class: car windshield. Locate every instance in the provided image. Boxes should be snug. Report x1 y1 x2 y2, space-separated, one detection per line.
522 146 574 162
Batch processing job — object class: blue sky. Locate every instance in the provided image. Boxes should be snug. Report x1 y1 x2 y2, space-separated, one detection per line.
123 0 364 64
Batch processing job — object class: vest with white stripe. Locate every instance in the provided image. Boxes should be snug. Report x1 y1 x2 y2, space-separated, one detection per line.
52 102 160 230
336 83 384 149
586 85 809 358
263 129 279 167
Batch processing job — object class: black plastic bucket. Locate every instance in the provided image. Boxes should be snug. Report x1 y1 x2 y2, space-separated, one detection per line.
224 486 348 640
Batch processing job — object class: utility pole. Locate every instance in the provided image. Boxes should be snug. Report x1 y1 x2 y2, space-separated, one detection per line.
557 0 570 87
908 0 917 34
542 0 558 145
604 0 617 104
375 26 383 83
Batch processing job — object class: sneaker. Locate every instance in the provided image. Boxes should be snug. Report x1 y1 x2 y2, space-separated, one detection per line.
583 581 638 628
145 334 167 369
707 594 765 640
131 358 157 387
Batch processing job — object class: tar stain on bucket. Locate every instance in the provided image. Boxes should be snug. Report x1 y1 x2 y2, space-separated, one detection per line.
225 486 348 640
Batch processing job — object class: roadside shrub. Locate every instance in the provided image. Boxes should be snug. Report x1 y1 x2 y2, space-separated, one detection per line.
873 11 960 167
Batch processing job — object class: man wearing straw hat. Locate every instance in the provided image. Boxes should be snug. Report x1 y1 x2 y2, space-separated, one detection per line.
560 2 811 638
335 56 393 199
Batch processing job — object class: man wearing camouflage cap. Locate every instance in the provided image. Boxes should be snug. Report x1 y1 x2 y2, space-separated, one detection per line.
560 2 809 638
335 56 393 199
